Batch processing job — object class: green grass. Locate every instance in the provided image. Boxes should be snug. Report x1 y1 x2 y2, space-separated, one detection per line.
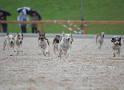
0 0 124 35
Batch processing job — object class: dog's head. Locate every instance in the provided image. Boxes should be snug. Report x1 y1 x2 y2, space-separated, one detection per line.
55 35 61 43
39 31 45 41
17 32 23 44
53 35 62 45
6 33 15 44
62 31 71 43
100 32 105 38
111 36 121 46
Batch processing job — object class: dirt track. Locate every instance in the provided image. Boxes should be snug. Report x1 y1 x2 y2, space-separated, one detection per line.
0 36 124 90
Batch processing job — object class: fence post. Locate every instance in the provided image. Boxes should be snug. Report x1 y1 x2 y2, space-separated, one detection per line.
83 23 87 34
0 23 1 33
40 23 43 32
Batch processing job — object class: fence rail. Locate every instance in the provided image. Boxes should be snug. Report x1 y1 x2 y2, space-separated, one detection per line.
0 20 124 34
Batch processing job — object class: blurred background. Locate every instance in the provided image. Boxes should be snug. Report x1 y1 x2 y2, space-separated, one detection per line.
0 0 124 35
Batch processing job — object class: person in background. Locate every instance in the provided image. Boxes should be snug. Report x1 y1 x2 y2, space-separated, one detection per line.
17 10 29 33
31 13 39 33
0 12 7 33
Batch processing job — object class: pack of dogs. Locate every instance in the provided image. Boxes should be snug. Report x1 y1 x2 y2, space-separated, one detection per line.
94 32 123 58
3 33 23 56
3 31 124 60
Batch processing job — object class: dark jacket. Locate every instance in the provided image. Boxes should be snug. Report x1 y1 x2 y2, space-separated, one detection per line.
31 15 39 27
0 15 7 26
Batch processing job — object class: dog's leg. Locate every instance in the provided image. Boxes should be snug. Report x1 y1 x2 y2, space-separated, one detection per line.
99 43 102 49
118 49 121 59
94 36 98 44
119 50 120 59
96 39 97 44
17 47 19 55
20 44 23 52
93 36 96 43
48 52 51 60
115 49 120 57
9 46 12 56
39 47 46 56
65 49 70 62
58 46 61 57
3 43 6 51
6 42 12 56
43 49 46 56
56 45 59 57
59 50 62 61
13 41 16 52
48 48 51 60
53 45 56 54
38 46 42 55
113 50 117 57
99 41 104 49
58 47 62 61
113 50 118 57
123 43 124 56
3 41 7 51
113 52 115 57
46 45 51 60
46 44 50 55
56 45 58 51
17 45 20 55
13 47 16 52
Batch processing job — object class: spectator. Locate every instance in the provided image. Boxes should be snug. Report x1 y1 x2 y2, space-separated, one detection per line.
31 13 39 33
0 12 7 33
17 10 29 33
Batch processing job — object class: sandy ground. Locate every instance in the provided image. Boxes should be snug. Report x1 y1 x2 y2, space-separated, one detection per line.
0 36 124 90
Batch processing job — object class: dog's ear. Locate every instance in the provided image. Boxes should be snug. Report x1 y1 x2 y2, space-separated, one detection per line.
7 33 9 36
103 34 104 38
43 31 45 35
119 37 121 46
13 34 16 38
111 38 114 42
17 35 20 38
119 37 121 41
39 31 41 36
119 42 121 46
56 35 60 39
17 32 19 37
62 31 64 34
62 31 65 37
14 34 16 37
68 32 71 35
21 33 23 36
